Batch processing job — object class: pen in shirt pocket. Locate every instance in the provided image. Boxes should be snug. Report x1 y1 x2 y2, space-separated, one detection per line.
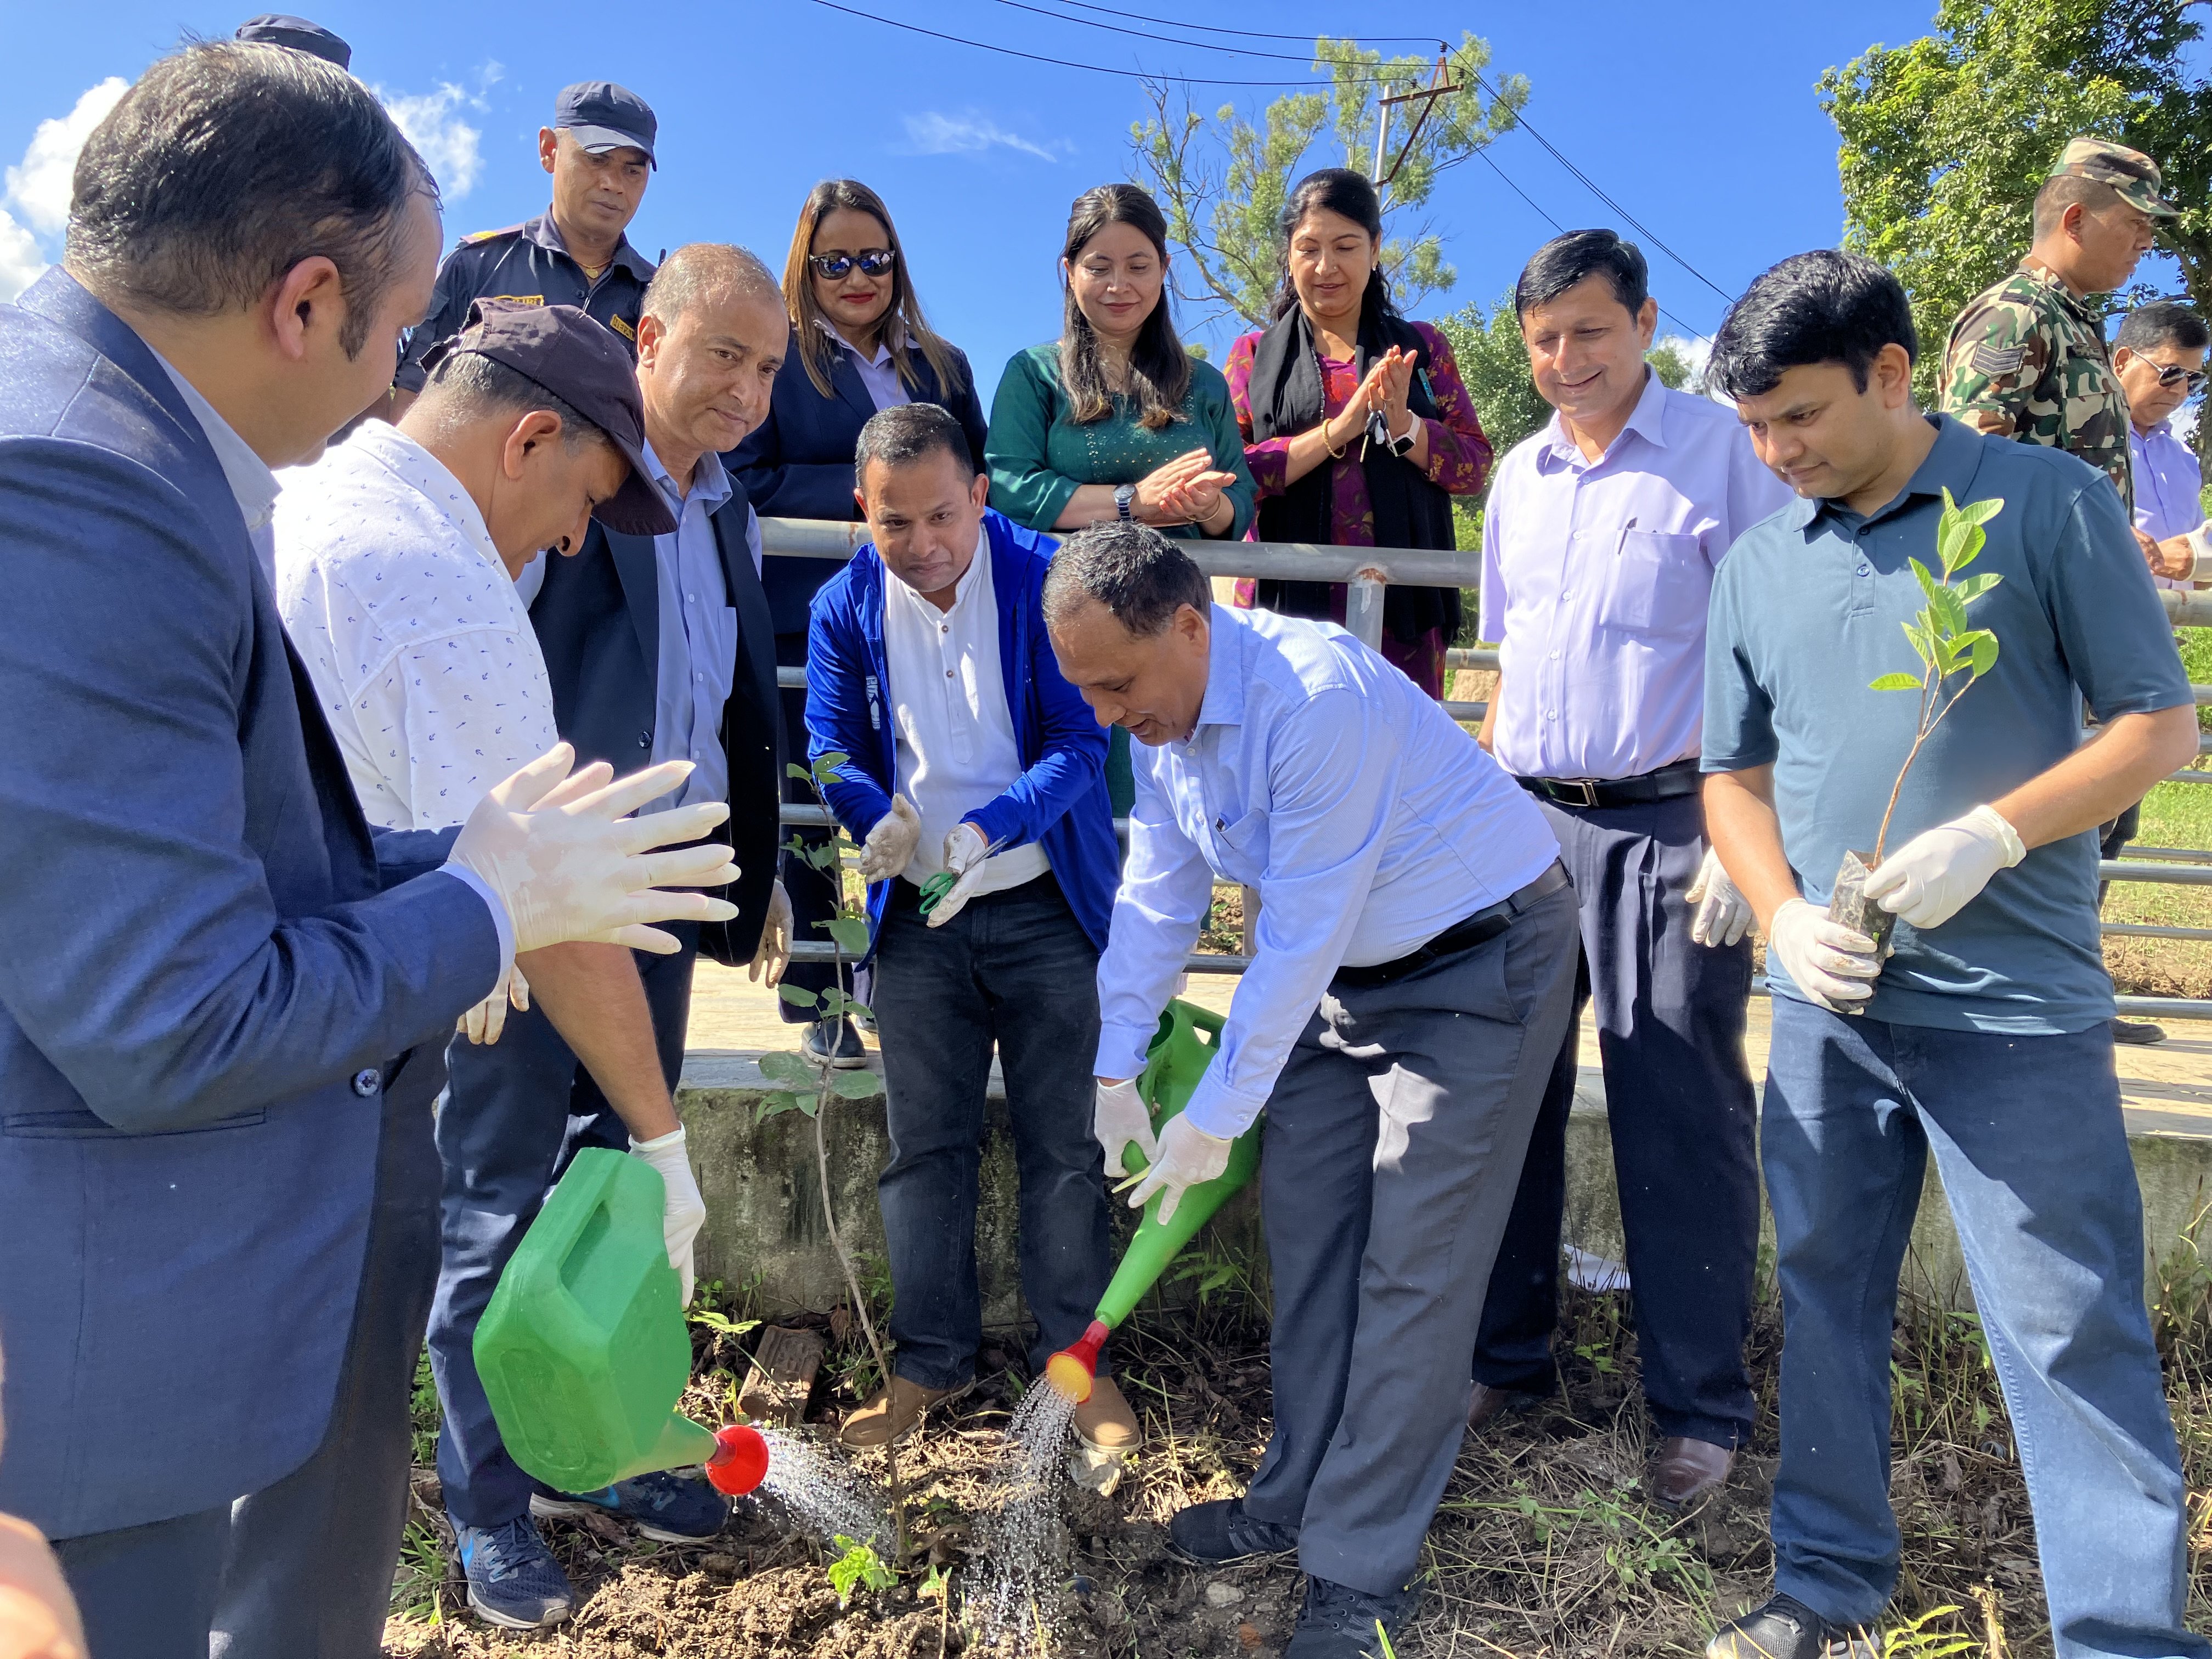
1613 516 1639 556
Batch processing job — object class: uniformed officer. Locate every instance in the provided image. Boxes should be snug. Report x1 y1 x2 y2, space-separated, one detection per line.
1940 136 2178 523
233 13 351 66
386 82 659 420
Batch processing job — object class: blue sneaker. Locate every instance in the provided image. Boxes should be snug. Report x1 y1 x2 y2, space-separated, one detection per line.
453 1515 574 1629
530 1470 730 1544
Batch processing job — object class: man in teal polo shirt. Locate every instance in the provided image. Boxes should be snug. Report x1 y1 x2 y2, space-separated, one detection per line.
1697 250 2205 1659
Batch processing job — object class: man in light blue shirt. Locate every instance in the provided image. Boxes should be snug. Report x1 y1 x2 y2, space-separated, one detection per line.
642 437 741 810
1045 522 1577 1656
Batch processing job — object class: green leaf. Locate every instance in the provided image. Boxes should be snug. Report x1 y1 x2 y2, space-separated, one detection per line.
787 763 816 783
777 983 821 1011
758 1051 815 1086
1868 672 1923 691
811 752 849 783
1953 572 2001 605
826 917 871 955
1909 557 1944 605
829 1069 882 1099
1928 582 1967 638
1966 630 1999 676
755 1091 803 1122
805 844 842 872
1959 494 2004 527
1902 617 1937 666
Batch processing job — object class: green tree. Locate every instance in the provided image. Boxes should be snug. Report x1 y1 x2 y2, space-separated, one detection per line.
1820 0 2212 407
1131 33 1528 328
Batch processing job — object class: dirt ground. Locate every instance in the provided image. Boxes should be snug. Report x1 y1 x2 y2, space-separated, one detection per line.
382 1247 2212 1659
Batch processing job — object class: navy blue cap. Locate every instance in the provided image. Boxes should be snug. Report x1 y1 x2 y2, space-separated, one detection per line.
552 81 657 169
234 14 352 69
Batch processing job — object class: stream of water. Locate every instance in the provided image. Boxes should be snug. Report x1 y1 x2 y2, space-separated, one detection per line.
973 1383 1079 1648
753 1426 890 1548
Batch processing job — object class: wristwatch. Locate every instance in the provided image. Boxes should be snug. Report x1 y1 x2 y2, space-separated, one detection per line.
1114 483 1136 521
1387 418 1417 458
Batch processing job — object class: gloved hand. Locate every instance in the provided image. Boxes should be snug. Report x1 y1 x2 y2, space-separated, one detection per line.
1686 847 1752 947
749 881 792 986
459 961 531 1045
629 1125 707 1306
1767 898 1881 1013
1125 1113 1233 1224
925 823 995 928
856 794 922 883
449 744 739 956
1093 1077 1158 1179
1864 805 2026 929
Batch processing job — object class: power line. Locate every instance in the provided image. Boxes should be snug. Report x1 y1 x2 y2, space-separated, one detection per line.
1017 0 1443 45
804 0 1400 86
983 0 1434 63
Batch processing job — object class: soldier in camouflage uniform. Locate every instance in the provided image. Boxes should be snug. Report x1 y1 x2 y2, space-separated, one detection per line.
1940 136 2178 517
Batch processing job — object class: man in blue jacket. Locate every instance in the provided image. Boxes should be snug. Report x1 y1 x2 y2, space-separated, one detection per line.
805 402 1133 1455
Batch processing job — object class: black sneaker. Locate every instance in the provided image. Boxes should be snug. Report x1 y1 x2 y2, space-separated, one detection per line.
1707 1593 1878 1659
802 1017 867 1069
1167 1497 1299 1565
454 1515 574 1629
1283 1576 1415 1658
530 1470 730 1544
2113 1017 2168 1046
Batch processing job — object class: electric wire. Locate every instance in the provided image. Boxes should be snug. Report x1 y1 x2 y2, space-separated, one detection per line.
1013 0 1442 45
983 0 1404 63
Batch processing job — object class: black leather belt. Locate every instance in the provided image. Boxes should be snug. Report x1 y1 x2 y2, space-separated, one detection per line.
1331 862 1572 990
1517 758 1702 810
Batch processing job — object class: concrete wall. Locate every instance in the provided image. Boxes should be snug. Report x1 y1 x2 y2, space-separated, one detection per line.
681 1054 2211 1321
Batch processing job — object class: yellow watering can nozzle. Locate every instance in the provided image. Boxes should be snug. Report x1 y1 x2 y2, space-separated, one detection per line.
1045 1321 1109 1403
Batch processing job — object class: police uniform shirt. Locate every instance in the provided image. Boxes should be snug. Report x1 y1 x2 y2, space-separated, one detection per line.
394 212 656 392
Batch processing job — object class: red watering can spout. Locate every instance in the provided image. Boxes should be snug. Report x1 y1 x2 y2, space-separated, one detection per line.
1045 1319 1110 1403
704 1423 770 1496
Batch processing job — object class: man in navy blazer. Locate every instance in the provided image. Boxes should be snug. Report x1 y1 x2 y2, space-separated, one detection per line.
804 403 1132 1457
0 45 731 1659
428 244 791 1628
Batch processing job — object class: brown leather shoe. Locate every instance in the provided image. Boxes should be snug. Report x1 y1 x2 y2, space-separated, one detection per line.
1073 1375 1140 1453
838 1375 968 1449
1650 1436 1733 1506
1466 1382 1542 1433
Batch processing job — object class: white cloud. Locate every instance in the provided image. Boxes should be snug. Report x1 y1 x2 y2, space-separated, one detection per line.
4 77 128 238
902 111 1060 162
0 208 46 303
380 65 502 202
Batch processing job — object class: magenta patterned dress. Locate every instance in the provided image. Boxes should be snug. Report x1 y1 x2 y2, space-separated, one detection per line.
1223 319 1491 698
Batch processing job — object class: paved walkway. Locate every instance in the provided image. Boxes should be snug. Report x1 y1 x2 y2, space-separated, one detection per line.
686 962 2212 1139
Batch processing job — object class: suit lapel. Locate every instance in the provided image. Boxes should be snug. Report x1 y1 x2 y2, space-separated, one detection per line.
831 349 880 427
710 498 777 711
607 529 662 676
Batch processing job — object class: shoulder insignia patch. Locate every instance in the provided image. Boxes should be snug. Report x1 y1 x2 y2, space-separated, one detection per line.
1970 342 2028 377
460 223 526 246
484 294 546 307
607 314 637 341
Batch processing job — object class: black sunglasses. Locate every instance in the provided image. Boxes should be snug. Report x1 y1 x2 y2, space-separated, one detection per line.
809 249 896 280
2153 361 2208 393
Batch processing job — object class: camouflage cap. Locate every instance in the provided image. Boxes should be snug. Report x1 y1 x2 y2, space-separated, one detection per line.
2047 136 2179 217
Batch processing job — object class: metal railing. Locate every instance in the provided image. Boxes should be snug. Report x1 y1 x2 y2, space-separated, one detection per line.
762 520 2212 1015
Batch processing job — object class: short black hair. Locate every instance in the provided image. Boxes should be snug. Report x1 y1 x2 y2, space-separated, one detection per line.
1707 249 1917 400
66 41 435 358
2117 298 2211 355
1041 521 1211 637
1514 229 1649 319
854 401 976 486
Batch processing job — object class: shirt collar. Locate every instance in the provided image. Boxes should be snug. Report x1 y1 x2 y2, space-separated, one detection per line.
813 314 902 369
1185 604 1246 737
524 211 654 282
2017 257 2101 324
148 348 279 534
640 437 733 521
347 422 504 572
1787 412 1971 533
1538 366 1666 469
2136 416 2181 448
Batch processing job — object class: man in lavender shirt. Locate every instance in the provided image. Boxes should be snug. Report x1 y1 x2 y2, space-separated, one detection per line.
1471 230 1792 1505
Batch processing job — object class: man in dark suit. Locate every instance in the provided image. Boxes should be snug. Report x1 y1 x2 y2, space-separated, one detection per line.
0 44 733 1659
428 242 789 1628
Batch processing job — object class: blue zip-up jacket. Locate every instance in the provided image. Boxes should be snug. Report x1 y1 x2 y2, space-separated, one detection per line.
806 508 1116 960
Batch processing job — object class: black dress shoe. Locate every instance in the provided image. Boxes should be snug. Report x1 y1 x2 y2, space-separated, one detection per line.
2112 1016 2168 1046
1166 1497 1297 1565
1282 1576 1415 1658
1707 1593 1878 1659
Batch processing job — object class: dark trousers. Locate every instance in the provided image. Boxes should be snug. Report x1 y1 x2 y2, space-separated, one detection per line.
1471 794 1760 1446
427 923 697 1530
54 1503 233 1659
778 630 839 1023
1762 998 2204 1657
1244 884 1578 1597
210 1080 446 1659
869 874 1111 1386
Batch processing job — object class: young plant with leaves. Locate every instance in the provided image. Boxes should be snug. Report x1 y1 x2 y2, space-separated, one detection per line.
756 751 910 1558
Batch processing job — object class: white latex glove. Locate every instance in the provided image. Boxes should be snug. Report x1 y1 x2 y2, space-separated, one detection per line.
629 1125 707 1306
856 793 922 883
1767 897 1882 1013
926 822 994 928
749 881 792 986
1093 1077 1159 1180
1863 805 2027 930
1125 1113 1233 1225
458 961 531 1045
1686 848 1752 948
449 744 740 956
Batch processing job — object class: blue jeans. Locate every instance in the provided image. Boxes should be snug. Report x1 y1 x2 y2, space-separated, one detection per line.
869 874 1110 1387
1762 997 2205 1657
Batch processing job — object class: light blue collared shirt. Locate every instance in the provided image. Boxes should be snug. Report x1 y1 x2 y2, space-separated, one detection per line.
1094 606 1559 1137
2130 417 2203 590
643 441 740 812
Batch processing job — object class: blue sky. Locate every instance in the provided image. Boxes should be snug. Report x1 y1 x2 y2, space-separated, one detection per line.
1 0 1983 405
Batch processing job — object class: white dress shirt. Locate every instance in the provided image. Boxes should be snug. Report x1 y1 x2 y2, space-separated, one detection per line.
274 423 560 832
883 528 1050 895
817 316 913 414
153 349 280 589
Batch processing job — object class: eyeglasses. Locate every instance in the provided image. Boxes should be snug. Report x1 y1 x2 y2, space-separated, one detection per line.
809 249 896 280
2152 361 2207 392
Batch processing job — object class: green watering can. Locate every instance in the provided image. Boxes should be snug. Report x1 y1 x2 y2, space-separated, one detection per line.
475 1148 768 1497
1047 997 1262 1401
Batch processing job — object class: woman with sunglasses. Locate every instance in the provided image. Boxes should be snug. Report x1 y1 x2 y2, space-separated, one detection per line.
731 178 988 1066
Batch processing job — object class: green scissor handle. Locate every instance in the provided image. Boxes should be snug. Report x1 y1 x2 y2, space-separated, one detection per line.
917 870 959 917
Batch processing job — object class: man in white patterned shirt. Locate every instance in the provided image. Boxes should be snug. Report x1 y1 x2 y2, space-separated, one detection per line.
275 303 749 1621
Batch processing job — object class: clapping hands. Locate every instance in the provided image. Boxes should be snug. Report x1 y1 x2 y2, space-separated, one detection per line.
1136 448 1238 529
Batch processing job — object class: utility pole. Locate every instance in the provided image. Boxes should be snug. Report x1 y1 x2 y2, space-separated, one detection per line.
1374 53 1463 195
